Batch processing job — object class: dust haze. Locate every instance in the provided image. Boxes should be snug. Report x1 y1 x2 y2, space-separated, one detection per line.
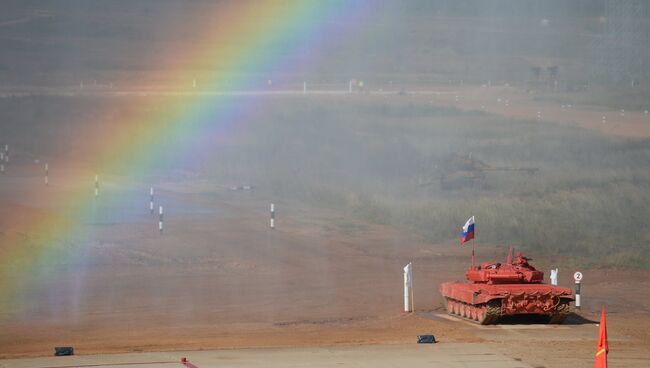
0 1 649 366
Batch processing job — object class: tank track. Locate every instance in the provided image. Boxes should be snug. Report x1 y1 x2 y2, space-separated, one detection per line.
445 297 572 325
483 299 502 324
548 299 571 324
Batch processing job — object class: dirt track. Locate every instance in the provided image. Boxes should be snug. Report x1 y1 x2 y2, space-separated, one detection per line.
2 84 648 139
0 90 649 367
1 167 649 367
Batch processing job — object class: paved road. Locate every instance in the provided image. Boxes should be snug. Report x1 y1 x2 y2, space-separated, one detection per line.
0 343 532 368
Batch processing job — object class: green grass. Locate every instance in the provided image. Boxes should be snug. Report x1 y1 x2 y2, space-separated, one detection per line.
224 96 650 267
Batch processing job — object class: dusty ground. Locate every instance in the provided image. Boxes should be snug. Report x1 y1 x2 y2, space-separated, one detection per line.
0 88 649 367
0 343 549 368
415 84 650 138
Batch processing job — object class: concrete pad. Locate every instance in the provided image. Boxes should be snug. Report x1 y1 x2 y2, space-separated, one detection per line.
0 344 532 368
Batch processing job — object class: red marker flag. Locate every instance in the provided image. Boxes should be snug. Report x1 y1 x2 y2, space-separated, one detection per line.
594 306 608 368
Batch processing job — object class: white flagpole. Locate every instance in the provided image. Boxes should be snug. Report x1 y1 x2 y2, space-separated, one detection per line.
473 216 477 269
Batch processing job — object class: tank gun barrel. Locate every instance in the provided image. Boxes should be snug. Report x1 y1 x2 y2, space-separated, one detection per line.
483 166 539 174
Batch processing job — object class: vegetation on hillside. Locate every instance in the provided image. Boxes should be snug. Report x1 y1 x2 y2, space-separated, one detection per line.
4 95 646 267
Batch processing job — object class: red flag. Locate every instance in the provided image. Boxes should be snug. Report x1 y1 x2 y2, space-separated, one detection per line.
594 306 608 368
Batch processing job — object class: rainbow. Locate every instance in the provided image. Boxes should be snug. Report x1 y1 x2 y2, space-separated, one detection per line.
0 1 374 317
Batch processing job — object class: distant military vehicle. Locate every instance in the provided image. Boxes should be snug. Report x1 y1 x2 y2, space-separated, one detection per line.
419 153 538 190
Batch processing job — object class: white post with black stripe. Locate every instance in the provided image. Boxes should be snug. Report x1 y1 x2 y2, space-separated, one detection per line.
574 271 582 309
404 262 413 313
270 203 275 229
159 205 164 234
149 187 154 214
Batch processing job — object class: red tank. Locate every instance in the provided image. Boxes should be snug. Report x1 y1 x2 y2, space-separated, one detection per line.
439 250 574 324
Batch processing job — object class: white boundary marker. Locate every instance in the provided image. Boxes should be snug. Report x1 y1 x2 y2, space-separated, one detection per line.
270 203 275 229
159 205 164 234
404 262 413 312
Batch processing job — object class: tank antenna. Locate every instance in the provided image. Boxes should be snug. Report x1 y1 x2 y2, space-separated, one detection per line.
506 246 513 264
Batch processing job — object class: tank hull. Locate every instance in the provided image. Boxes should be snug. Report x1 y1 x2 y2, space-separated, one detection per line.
440 281 574 324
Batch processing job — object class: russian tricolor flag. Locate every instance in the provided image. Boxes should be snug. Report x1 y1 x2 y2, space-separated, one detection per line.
460 216 475 244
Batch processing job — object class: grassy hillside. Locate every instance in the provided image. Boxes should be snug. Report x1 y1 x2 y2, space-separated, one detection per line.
2 94 649 267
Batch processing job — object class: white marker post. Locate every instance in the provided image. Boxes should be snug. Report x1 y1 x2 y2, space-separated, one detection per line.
404 262 413 313
44 163 49 186
574 271 583 309
149 187 154 214
192 79 197 88
348 80 352 94
270 203 275 229
303 81 307 95
159 205 164 234
550 268 558 286
620 109 625 117
602 115 607 124
94 174 99 197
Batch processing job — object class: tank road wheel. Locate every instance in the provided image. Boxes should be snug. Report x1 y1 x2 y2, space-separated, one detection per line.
453 301 461 316
446 298 454 314
476 305 488 324
471 305 478 321
464 304 472 319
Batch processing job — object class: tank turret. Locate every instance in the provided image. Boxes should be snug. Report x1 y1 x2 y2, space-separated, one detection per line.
466 252 544 284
